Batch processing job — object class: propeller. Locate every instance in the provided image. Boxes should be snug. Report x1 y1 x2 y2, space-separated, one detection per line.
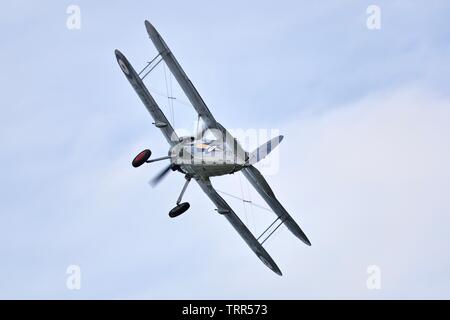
149 164 177 187
194 116 210 141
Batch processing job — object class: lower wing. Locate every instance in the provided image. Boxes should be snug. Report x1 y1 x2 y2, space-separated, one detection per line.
241 165 311 246
196 178 282 276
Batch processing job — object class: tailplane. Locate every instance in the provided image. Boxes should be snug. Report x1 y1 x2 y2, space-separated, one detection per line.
246 135 283 165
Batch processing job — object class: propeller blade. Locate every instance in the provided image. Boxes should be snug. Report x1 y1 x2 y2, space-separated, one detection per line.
195 117 208 141
149 164 172 187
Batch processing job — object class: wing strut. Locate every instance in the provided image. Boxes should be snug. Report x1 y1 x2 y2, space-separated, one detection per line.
114 50 179 146
257 215 286 246
196 178 283 276
217 188 287 245
242 165 312 246
137 52 167 80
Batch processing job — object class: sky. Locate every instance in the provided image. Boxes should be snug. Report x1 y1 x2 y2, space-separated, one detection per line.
1 0 450 299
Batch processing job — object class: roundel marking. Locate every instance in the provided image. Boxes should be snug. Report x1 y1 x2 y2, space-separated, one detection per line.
118 58 129 75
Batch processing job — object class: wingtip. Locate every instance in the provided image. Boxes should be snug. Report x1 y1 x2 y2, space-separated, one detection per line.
302 235 312 246
115 49 126 60
271 264 283 276
304 238 312 246
144 20 155 32
258 252 283 276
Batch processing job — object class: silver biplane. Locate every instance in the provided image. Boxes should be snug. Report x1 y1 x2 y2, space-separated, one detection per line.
115 21 311 275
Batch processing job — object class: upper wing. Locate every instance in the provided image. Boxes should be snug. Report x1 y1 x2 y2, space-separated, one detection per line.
242 166 311 246
145 21 249 162
196 178 282 276
115 49 179 146
145 21 219 132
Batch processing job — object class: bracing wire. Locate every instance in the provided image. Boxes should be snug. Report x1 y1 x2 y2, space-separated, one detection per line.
163 64 175 127
238 174 248 225
168 66 175 128
140 58 192 108
147 86 192 107
217 186 286 242
245 174 255 229
140 59 196 135
215 189 272 213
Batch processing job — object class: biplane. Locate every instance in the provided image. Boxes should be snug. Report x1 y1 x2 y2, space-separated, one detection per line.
115 21 311 275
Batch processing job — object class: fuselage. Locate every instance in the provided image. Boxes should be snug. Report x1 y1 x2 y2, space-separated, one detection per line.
169 138 245 179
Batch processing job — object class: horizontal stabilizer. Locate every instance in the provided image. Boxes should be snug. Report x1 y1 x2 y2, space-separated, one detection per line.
247 135 283 165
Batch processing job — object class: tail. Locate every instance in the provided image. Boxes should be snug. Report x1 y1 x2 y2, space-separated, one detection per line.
246 135 284 165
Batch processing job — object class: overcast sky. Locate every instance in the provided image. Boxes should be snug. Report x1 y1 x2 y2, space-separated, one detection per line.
1 1 450 299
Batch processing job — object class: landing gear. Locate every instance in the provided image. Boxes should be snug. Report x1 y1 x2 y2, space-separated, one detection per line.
132 149 152 167
169 202 190 218
169 175 191 218
132 149 172 168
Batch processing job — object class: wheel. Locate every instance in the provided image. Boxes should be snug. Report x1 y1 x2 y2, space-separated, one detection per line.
169 202 190 218
132 149 151 167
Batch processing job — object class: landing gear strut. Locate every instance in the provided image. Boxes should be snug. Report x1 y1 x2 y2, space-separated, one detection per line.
169 175 191 218
132 149 171 168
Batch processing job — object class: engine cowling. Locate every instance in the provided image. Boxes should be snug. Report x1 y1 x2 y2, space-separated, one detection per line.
132 149 152 167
